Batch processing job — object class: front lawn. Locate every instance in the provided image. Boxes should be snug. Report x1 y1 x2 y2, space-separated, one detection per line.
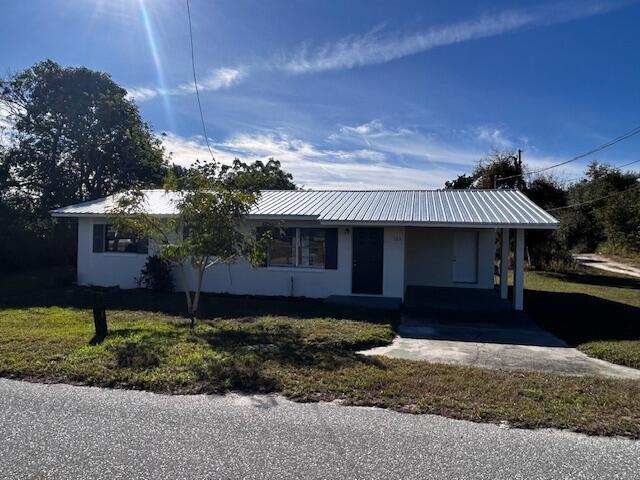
1 268 640 438
526 268 640 369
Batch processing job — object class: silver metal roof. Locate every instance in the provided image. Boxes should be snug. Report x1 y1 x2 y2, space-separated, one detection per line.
51 189 559 228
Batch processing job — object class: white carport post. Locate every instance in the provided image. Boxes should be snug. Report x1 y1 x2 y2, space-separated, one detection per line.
513 229 525 311
500 228 510 300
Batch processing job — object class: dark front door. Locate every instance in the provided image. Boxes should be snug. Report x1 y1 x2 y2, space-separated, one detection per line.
352 228 384 294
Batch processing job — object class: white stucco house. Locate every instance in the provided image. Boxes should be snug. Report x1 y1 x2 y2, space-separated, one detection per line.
51 189 559 311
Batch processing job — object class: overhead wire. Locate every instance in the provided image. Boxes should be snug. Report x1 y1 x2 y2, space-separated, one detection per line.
546 183 640 212
498 125 640 182
186 0 216 162
557 158 640 185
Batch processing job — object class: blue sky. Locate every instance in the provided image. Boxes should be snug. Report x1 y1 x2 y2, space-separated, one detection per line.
1 0 639 188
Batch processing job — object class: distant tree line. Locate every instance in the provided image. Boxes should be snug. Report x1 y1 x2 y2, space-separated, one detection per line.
445 151 640 269
0 61 294 272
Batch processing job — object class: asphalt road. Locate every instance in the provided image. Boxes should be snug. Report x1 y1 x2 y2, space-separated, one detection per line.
1 378 638 480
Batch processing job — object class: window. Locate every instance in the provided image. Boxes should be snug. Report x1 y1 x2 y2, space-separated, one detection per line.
265 227 337 269
298 229 326 268
104 225 148 254
268 228 296 267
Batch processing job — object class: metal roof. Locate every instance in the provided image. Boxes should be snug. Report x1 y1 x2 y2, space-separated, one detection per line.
51 189 559 228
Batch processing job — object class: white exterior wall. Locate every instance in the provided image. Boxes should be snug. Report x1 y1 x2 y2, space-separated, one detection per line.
382 226 405 299
76 218 406 300
77 217 149 289
195 221 351 298
404 227 495 290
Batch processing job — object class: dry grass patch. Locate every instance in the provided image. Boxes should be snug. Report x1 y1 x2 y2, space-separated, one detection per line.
1 302 639 438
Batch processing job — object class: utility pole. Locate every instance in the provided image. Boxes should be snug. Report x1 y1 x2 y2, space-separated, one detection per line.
517 149 523 189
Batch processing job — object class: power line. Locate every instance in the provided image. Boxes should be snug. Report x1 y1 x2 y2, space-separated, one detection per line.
616 158 640 169
557 158 640 185
186 0 215 161
546 183 640 212
499 125 640 182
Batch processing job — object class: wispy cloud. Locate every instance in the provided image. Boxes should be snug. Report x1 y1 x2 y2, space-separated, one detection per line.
331 120 481 166
276 2 626 74
159 130 464 189
127 67 245 102
475 126 515 150
128 1 628 102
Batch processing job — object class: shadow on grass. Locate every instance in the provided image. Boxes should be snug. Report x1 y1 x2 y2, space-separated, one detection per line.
526 289 640 345
0 272 397 326
538 270 640 290
195 323 387 370
99 319 387 394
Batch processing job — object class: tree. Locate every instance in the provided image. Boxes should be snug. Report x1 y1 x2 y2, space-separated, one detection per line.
110 162 270 323
444 150 525 190
444 173 476 189
561 162 638 252
597 186 640 254
523 176 571 270
218 158 295 192
0 60 166 215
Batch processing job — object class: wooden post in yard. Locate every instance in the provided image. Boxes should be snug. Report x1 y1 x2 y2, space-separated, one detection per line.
91 290 108 344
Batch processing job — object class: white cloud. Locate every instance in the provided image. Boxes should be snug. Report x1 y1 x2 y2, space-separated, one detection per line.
159 130 462 189
276 2 624 74
126 87 160 102
331 120 480 166
176 68 246 95
475 126 514 149
126 2 626 106
127 67 245 102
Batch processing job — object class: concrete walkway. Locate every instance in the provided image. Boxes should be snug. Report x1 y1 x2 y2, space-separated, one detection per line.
361 315 640 379
574 253 640 278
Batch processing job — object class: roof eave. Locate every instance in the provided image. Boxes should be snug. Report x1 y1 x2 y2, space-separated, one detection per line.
318 220 560 230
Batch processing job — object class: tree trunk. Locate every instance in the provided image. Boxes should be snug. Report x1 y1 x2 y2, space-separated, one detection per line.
191 267 205 326
178 265 193 315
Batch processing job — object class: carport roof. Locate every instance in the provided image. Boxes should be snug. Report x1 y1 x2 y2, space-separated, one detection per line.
51 189 560 229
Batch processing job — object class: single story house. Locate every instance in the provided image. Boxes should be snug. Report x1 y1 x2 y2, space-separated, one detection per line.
51 189 559 311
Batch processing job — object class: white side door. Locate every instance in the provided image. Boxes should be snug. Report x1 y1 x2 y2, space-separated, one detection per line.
452 231 478 283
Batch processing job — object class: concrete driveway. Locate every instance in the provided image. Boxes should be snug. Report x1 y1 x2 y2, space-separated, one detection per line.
362 315 640 379
574 253 640 278
2 378 640 480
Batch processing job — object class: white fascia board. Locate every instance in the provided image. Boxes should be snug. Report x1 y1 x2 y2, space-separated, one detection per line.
246 214 320 222
317 220 560 230
50 212 559 230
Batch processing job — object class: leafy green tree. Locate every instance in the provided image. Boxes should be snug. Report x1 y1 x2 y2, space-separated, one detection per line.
110 162 271 322
524 176 572 269
444 173 476 189
561 162 638 252
0 60 166 214
597 186 640 254
218 158 295 192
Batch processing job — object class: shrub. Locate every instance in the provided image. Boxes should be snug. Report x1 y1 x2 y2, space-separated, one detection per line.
137 255 174 292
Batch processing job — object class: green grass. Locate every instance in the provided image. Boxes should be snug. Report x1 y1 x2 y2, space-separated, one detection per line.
0 306 393 393
525 268 640 369
1 267 640 438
